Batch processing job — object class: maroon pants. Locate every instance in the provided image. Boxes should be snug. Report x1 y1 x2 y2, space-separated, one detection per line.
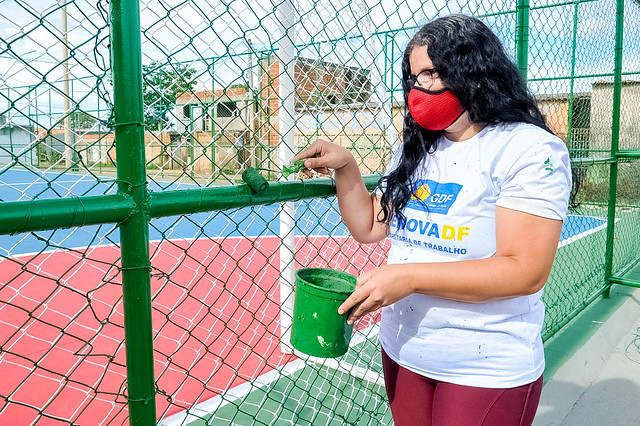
382 349 543 426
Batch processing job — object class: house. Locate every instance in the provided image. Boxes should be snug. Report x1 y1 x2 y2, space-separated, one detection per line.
257 56 372 146
589 80 640 152
174 86 252 135
535 80 640 156
173 57 373 172
0 116 36 166
174 57 372 137
536 92 591 157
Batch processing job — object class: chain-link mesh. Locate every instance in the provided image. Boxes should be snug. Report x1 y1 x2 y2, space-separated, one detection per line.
1 0 640 424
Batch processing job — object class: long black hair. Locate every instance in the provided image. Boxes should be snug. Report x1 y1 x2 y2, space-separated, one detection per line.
378 14 552 224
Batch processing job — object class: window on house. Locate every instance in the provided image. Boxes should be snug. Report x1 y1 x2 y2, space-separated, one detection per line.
204 108 213 132
217 101 238 118
343 69 370 104
573 97 591 129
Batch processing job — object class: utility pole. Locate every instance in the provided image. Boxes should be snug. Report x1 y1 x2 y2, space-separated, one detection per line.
245 38 254 167
62 1 76 171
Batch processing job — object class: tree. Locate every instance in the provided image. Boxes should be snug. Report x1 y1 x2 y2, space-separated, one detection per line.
143 62 197 131
70 111 98 130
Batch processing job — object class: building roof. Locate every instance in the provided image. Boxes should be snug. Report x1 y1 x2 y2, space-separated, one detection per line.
592 79 640 87
176 86 248 104
535 92 592 101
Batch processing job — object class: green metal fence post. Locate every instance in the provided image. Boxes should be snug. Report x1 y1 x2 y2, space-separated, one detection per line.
516 0 530 83
210 58 216 176
603 0 625 298
110 0 156 424
567 2 580 148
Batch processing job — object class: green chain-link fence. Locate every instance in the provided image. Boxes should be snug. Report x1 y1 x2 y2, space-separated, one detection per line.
1 0 639 424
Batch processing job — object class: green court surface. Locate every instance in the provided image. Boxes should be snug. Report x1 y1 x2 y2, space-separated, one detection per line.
179 334 391 426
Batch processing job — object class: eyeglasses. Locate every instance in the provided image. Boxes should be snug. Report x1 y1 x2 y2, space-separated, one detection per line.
406 68 438 88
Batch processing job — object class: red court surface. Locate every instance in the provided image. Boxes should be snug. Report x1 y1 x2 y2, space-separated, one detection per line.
0 236 387 424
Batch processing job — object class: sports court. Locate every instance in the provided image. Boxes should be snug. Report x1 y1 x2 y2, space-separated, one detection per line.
0 169 623 425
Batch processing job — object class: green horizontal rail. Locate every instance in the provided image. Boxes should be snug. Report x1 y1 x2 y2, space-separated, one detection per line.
609 276 640 288
528 69 640 83
0 194 134 235
0 175 382 236
608 256 640 289
570 156 615 166
616 150 640 159
148 175 381 218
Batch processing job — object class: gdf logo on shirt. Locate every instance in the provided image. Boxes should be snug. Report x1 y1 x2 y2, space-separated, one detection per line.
408 179 462 215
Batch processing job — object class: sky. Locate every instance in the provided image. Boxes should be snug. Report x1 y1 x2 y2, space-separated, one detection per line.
1 0 639 126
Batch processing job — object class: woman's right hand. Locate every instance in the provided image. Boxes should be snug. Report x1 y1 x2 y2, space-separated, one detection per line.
291 139 356 177
294 138 387 244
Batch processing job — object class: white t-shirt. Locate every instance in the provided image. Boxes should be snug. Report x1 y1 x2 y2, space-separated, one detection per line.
378 122 572 388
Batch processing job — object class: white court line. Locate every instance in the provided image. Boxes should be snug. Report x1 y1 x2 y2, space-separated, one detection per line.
557 217 616 248
158 324 381 426
158 359 308 426
1 234 277 261
2 214 606 260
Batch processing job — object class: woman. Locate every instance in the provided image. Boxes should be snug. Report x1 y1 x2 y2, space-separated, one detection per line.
292 14 572 426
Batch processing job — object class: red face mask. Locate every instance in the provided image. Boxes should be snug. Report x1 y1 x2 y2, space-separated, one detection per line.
407 86 464 131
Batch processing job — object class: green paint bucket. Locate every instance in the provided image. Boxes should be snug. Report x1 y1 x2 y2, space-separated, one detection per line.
291 268 356 358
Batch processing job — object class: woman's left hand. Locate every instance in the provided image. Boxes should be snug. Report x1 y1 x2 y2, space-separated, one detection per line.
338 264 415 325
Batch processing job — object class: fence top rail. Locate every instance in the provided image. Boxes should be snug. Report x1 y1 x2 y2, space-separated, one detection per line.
0 175 382 236
570 156 616 165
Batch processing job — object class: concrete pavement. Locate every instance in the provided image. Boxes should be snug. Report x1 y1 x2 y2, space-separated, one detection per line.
534 286 640 426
